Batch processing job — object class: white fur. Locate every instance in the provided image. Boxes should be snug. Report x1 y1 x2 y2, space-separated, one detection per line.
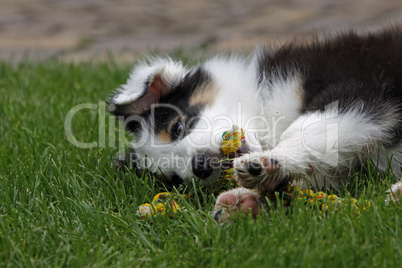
235 103 402 189
257 74 305 150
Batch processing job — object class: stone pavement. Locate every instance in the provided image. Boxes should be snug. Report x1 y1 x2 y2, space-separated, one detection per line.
0 0 401 62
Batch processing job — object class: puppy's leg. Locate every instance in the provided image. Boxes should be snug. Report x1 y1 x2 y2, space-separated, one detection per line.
235 107 397 192
213 187 262 223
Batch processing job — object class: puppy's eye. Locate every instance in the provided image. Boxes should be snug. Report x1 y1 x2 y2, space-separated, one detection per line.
173 122 184 136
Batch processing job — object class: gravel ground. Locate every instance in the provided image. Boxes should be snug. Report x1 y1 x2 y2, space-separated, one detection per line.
1 0 401 62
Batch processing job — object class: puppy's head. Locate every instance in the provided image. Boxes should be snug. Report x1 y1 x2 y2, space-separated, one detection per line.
110 57 256 184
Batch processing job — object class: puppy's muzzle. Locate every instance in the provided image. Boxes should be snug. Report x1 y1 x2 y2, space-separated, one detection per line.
191 153 214 179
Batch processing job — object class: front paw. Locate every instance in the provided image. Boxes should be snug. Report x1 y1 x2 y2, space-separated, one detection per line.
213 187 261 224
385 182 402 204
234 153 290 192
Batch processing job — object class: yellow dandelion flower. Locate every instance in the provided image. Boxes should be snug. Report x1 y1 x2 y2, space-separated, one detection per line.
221 127 245 155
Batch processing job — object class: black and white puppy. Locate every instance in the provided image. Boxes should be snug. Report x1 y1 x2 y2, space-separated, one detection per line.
110 27 402 219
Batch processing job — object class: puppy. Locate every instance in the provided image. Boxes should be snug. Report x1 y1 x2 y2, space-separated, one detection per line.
110 27 402 220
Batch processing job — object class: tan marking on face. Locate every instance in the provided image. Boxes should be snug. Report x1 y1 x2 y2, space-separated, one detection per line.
171 115 182 127
158 130 172 143
189 82 219 107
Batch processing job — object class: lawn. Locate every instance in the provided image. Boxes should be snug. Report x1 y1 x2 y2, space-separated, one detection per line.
0 57 401 267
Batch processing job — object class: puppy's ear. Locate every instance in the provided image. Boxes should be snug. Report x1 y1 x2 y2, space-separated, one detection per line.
110 57 186 116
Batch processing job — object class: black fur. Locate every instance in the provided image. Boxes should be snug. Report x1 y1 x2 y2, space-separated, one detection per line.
258 27 402 148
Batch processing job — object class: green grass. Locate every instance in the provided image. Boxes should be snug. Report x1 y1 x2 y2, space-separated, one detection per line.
0 57 401 268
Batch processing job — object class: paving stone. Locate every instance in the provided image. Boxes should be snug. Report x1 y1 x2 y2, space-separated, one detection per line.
0 0 401 62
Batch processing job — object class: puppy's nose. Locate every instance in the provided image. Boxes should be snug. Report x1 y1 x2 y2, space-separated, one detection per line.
192 153 213 179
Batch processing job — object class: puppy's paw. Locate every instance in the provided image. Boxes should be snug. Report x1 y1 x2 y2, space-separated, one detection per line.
213 187 261 224
233 152 291 192
385 182 402 204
